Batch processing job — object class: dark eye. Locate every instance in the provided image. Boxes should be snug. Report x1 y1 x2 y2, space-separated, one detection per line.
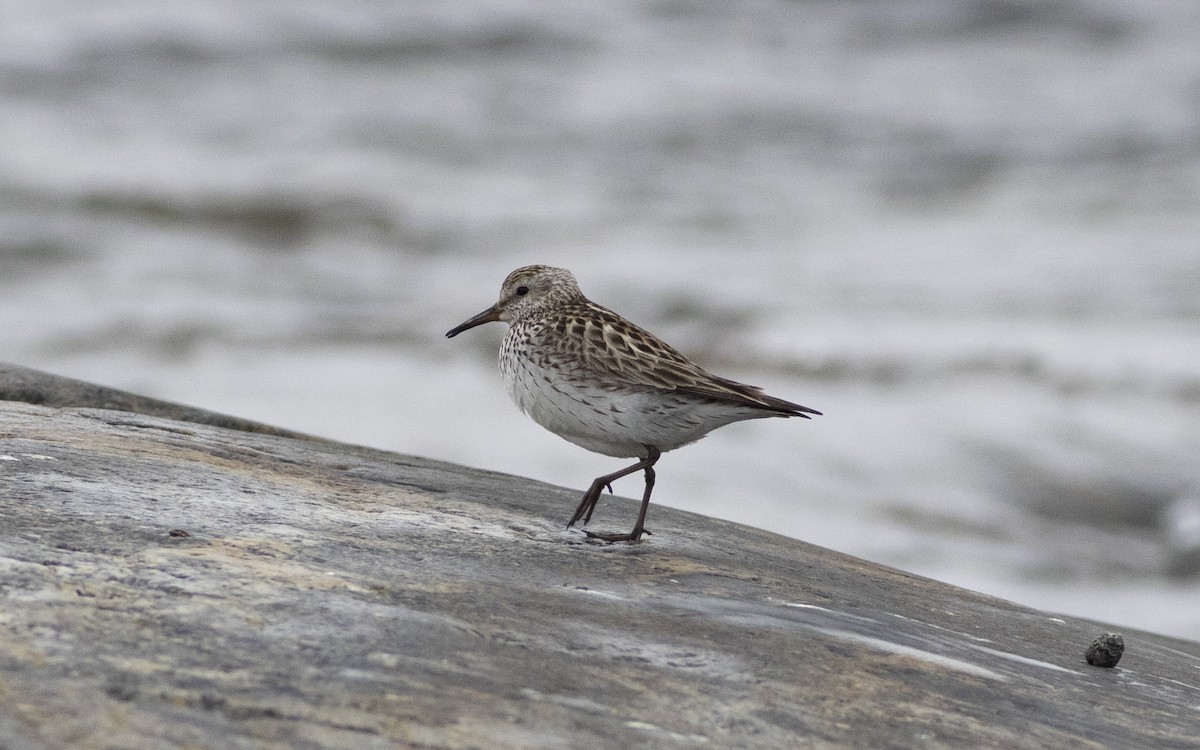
515 285 529 296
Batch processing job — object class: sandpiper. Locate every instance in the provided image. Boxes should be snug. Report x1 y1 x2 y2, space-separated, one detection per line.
446 265 820 542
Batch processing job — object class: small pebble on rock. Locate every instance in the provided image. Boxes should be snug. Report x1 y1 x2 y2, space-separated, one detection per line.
1086 633 1124 668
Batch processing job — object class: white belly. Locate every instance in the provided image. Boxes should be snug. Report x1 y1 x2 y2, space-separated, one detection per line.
499 339 757 458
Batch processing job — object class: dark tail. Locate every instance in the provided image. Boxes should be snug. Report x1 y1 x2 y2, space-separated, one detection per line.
710 374 821 419
758 393 822 419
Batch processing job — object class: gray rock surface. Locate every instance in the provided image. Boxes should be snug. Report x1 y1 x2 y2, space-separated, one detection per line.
2 364 1199 749
0 363 313 440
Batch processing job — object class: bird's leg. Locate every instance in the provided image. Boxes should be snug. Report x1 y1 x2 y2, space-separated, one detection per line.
630 462 655 536
586 462 656 542
567 453 653 528
581 447 662 543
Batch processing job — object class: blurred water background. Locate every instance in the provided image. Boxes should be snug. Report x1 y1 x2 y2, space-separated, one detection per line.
3 1 1199 639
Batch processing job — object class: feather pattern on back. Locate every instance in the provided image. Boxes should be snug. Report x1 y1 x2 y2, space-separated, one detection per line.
526 299 818 418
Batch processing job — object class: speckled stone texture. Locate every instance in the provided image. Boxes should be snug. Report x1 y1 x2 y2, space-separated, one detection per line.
1 364 1198 749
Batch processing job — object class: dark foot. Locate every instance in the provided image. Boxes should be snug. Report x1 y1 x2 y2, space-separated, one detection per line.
583 528 652 543
569 451 659 530
568 485 603 528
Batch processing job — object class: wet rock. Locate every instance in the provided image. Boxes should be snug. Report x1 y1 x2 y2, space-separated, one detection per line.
1 364 1199 749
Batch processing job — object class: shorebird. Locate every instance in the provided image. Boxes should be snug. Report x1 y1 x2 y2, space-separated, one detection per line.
446 265 820 542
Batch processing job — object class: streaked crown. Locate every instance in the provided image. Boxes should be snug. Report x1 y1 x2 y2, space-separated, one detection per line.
495 265 584 322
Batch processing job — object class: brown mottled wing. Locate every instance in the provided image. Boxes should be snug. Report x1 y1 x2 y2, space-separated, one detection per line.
549 302 820 418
